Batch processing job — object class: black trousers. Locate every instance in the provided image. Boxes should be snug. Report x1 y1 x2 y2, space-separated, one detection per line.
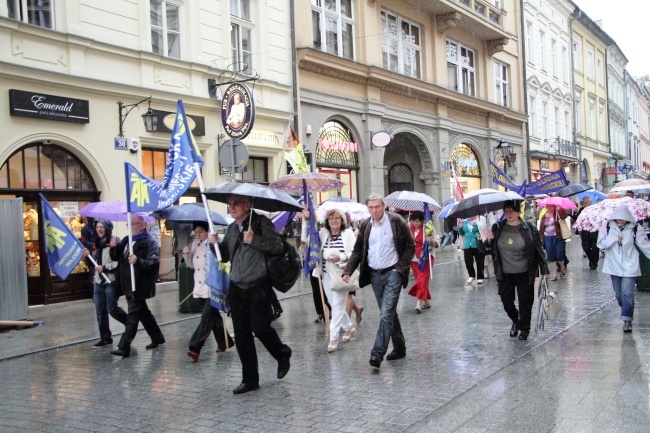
498 272 534 332
228 280 291 385
310 274 330 316
464 247 485 279
580 230 600 268
188 299 234 352
118 298 165 352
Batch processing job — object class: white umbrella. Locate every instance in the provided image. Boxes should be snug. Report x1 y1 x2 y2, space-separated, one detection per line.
385 191 441 212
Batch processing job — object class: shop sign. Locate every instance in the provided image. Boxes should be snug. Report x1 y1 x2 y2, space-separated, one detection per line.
318 138 358 152
605 167 617 175
243 130 280 147
157 110 205 136
9 89 89 124
58 202 79 218
221 83 255 140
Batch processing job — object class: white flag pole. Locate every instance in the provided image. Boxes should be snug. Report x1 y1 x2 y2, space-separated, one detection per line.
127 211 136 295
193 161 221 261
85 255 111 284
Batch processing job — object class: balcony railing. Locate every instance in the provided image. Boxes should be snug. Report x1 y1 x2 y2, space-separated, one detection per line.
544 138 577 158
451 0 502 26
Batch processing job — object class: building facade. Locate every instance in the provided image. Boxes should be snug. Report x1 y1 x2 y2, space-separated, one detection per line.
0 0 294 304
295 0 528 204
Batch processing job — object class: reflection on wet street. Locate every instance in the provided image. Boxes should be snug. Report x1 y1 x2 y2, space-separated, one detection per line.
1 241 649 432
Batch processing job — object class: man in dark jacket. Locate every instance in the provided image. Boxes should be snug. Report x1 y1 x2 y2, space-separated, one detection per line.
109 214 165 357
343 193 415 369
209 194 291 395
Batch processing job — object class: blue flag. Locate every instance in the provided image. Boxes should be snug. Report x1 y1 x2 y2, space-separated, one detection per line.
525 169 568 195
303 189 321 276
418 204 432 272
206 247 230 313
39 193 84 280
126 100 203 212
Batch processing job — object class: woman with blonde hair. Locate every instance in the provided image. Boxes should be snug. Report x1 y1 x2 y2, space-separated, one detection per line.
314 208 357 353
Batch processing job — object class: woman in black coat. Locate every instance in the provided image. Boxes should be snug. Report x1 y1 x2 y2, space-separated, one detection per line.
492 200 549 341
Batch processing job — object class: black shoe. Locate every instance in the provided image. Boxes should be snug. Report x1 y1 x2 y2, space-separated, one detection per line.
146 339 165 350
92 339 111 348
233 382 260 395
314 314 324 323
369 356 381 368
277 356 291 379
272 311 282 321
386 350 406 361
509 323 518 338
518 331 529 341
111 349 130 357
623 321 632 333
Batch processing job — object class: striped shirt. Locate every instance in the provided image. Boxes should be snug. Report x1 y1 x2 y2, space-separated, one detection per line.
322 234 344 273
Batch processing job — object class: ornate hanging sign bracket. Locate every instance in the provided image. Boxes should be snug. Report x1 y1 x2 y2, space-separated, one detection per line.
208 62 261 100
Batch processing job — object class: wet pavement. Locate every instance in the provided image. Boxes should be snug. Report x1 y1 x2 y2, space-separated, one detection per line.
1 239 649 432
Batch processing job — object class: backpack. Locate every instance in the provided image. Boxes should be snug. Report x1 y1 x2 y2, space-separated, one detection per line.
266 236 301 293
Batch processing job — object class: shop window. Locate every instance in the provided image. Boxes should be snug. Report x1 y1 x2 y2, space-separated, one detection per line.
150 0 182 59
142 147 199 187
315 121 359 168
7 0 53 29
388 163 413 194
221 156 269 184
312 0 354 60
231 0 254 73
0 143 95 190
450 143 481 177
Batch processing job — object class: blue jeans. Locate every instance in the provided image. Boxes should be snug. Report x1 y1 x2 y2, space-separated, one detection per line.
370 270 405 360
544 235 565 262
94 281 128 342
611 276 635 321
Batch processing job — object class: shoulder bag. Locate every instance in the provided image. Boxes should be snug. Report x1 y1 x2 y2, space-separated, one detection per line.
326 260 360 292
558 218 572 240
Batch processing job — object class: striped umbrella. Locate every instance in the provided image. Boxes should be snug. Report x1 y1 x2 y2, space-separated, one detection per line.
385 191 441 212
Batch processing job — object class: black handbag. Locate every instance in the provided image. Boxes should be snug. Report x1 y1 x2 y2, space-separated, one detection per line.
476 238 485 255
265 237 301 293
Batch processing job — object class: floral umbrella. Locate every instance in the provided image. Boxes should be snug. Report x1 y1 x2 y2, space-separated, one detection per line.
270 172 345 193
575 197 650 232
536 196 577 210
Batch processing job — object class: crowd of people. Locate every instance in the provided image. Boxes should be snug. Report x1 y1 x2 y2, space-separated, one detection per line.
79 188 650 395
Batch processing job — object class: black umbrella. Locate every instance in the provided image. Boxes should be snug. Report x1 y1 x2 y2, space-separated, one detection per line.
556 183 592 198
447 191 524 219
204 181 302 212
151 202 229 230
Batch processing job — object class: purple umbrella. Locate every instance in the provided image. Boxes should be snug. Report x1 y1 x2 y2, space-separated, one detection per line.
79 200 154 222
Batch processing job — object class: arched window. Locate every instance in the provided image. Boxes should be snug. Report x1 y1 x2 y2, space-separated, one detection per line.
450 143 481 177
316 121 359 168
0 143 95 190
388 163 413 193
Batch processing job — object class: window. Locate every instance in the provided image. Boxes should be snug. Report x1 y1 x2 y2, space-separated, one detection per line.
231 0 253 71
542 101 548 139
526 22 534 64
143 148 200 187
447 40 475 97
572 40 581 71
561 46 568 83
7 0 53 29
587 51 594 79
494 61 509 107
151 0 181 59
312 0 354 60
554 107 560 138
589 99 595 138
599 102 605 141
240 157 269 183
575 91 582 134
551 39 558 78
381 10 421 78
539 31 546 71
597 58 603 84
529 96 537 137
565 111 570 141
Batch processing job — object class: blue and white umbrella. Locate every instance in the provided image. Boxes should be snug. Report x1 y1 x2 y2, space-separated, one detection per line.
385 190 441 212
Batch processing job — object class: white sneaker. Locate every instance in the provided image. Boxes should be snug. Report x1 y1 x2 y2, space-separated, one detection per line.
466 277 474 284
476 279 483 284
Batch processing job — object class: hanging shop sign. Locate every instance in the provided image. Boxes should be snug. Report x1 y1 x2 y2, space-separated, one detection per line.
221 83 255 140
9 89 89 124
158 110 205 136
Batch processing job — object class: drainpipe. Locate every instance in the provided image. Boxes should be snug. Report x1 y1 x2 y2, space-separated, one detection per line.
520 0 531 182
290 0 299 135
569 8 582 183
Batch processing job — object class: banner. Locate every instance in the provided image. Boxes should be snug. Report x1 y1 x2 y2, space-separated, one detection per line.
525 169 568 195
490 160 522 192
303 191 321 276
126 100 203 212
284 125 309 174
39 193 84 280
206 247 230 313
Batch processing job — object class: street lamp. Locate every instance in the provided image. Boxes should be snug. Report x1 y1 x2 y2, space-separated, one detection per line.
495 139 511 170
117 96 157 137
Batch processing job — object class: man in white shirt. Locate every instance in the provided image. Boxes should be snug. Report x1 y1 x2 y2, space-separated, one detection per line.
343 193 415 368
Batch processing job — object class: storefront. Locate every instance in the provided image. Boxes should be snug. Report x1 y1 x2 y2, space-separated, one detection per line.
450 143 482 194
314 120 359 202
0 142 99 305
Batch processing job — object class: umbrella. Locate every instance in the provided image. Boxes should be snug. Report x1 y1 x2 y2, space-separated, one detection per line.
574 197 650 232
321 196 355 203
203 182 302 212
575 190 607 203
556 183 592 197
270 172 345 193
151 202 229 230
447 191 524 219
610 179 650 193
536 196 577 210
438 199 458 219
463 188 499 198
79 200 154 222
385 190 441 212
316 200 369 223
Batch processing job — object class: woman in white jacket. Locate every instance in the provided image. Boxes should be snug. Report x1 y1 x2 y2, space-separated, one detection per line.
597 205 650 333
314 209 357 353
